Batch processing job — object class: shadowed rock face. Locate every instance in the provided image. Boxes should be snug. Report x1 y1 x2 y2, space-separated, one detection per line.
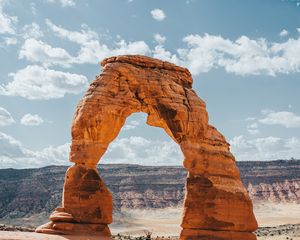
36 55 258 239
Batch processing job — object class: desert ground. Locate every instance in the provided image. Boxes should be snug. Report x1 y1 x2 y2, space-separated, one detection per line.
110 203 300 239
0 203 299 239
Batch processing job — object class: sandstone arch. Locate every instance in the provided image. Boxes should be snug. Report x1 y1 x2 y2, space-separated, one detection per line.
36 55 258 239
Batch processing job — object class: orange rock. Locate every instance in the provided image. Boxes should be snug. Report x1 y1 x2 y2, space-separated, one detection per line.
36 55 257 239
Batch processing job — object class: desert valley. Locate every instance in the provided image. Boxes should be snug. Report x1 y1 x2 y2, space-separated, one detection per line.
0 160 299 239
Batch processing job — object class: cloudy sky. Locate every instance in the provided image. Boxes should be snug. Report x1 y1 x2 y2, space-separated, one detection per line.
0 0 300 168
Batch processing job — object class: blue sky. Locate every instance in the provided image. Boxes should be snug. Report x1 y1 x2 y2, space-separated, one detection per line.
0 0 300 168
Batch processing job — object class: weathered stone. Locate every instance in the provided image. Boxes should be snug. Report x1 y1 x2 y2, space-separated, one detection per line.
35 221 111 237
36 55 257 239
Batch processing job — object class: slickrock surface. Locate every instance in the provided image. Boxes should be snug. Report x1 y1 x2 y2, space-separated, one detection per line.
35 55 257 239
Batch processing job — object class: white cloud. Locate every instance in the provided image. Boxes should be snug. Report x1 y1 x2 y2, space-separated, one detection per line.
37 20 150 66
0 3 17 34
0 132 24 159
19 38 73 68
26 142 70 166
123 120 140 131
0 133 182 168
172 33 300 76
46 0 75 7
245 117 256 122
0 65 88 100
30 2 37 15
150 9 166 21
22 23 44 39
102 136 183 165
41 20 300 76
0 107 15 126
20 113 44 126
259 110 300 128
230 135 300 161
2 36 17 45
247 122 259 135
154 33 166 45
46 19 98 45
279 29 289 37
152 44 180 63
0 131 70 168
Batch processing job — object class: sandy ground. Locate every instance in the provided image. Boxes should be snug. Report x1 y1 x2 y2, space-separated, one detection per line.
254 203 300 240
0 203 299 239
0 231 107 240
254 203 300 226
110 203 300 239
111 207 181 236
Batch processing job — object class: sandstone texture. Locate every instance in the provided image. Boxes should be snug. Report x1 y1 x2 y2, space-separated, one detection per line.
36 55 257 239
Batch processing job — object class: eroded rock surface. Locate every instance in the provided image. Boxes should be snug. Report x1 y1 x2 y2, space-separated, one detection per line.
36 55 258 239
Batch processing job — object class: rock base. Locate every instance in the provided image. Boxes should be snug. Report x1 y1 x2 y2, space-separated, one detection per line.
35 221 111 238
180 229 257 240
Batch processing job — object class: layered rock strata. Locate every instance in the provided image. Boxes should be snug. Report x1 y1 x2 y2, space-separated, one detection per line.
36 55 258 239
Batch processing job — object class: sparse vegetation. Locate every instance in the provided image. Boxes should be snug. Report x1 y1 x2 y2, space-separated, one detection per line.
112 233 178 240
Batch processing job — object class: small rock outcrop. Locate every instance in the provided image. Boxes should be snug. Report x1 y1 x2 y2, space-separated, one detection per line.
36 55 258 239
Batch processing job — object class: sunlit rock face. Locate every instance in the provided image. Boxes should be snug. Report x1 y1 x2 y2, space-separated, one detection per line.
36 55 258 239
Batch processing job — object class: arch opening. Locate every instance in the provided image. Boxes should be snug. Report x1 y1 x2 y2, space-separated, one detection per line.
101 112 183 166
99 112 185 235
36 55 258 240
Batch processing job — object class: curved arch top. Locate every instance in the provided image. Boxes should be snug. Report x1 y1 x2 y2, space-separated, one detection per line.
71 55 226 167
36 55 258 240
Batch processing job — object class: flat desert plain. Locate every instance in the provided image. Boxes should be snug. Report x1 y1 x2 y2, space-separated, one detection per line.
111 203 300 239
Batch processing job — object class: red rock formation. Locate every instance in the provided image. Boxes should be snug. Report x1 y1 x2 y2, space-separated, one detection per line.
36 55 258 239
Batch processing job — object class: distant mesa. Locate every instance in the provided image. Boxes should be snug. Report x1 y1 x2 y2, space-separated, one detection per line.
36 55 258 239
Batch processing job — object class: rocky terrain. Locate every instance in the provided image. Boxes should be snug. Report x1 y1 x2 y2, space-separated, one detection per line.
240 160 300 203
0 160 299 228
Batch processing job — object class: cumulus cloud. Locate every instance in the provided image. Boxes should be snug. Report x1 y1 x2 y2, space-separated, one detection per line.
45 19 150 65
46 0 75 7
0 132 70 168
102 136 183 165
247 122 259 135
230 135 300 161
172 33 300 76
17 20 149 67
0 65 89 100
19 38 73 68
20 113 44 126
152 44 179 63
1 36 17 45
0 3 17 34
154 33 166 45
0 133 183 168
150 9 166 21
259 110 300 128
24 20 300 77
123 120 140 131
0 107 15 126
22 23 44 39
279 29 289 37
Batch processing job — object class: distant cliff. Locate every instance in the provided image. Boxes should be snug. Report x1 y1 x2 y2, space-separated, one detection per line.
0 160 299 222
